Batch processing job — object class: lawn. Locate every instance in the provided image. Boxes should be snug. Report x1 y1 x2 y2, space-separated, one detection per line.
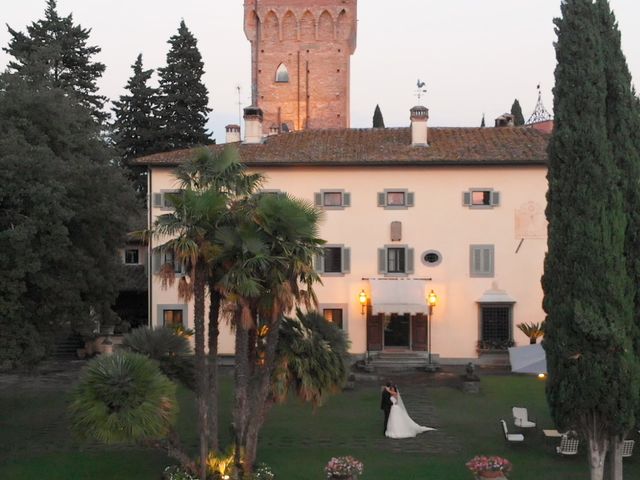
0 368 638 479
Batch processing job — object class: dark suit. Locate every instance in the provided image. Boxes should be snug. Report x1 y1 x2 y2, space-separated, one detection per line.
380 388 393 435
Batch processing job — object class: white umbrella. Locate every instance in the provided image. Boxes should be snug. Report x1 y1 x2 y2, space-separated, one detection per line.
508 344 547 374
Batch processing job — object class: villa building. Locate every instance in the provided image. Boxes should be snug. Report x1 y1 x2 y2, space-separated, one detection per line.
135 0 551 365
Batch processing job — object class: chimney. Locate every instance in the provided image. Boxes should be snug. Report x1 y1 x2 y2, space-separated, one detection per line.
410 106 429 146
225 124 241 143
243 106 264 144
268 124 279 136
495 113 515 127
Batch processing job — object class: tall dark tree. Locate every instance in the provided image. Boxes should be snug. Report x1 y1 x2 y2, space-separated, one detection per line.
510 99 525 126
0 74 138 368
157 21 212 151
3 0 107 122
480 114 486 128
112 54 162 197
372 104 385 128
596 1 640 478
542 1 638 479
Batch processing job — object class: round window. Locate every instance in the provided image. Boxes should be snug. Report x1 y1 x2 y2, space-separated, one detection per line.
422 250 442 267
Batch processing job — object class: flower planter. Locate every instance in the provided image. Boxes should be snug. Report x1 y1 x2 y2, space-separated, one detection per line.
478 472 506 479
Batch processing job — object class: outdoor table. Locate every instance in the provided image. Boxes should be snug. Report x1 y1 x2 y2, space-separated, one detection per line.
543 429 563 438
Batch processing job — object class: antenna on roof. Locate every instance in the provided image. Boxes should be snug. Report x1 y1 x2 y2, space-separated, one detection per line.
526 84 553 124
415 79 427 104
237 84 242 132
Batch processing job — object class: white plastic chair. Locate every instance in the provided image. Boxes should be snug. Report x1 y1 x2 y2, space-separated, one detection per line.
512 406 536 428
622 439 635 458
500 419 524 442
556 435 579 455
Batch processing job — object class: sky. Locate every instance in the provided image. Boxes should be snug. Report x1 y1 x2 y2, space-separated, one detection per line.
1 1 639 143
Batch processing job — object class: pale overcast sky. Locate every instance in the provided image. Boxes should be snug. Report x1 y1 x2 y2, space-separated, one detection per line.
1 1 639 143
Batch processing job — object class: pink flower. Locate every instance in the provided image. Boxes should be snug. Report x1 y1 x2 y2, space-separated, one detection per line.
465 455 512 474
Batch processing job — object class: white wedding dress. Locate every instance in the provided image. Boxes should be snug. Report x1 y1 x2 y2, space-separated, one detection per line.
385 393 436 439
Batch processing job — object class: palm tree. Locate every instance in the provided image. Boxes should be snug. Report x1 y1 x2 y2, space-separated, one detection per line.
273 309 350 407
173 146 263 453
154 185 226 480
216 193 324 473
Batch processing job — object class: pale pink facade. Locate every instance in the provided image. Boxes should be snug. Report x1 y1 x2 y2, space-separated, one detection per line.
144 148 548 362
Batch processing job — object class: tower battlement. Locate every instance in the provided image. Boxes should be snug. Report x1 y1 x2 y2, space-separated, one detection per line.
244 0 357 132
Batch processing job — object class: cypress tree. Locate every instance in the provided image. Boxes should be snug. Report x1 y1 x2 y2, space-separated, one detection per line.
596 1 640 476
542 1 636 479
480 114 486 128
510 99 525 126
3 0 107 123
373 104 385 128
157 20 212 151
112 54 162 197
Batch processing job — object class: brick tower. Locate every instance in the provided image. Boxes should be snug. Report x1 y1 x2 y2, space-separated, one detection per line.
244 0 357 132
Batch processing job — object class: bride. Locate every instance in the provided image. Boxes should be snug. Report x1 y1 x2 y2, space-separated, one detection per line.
385 386 436 439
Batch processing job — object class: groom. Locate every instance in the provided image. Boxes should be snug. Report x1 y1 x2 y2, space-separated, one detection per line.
380 381 393 436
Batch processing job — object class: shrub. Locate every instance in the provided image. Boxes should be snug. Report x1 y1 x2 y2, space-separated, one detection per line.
122 326 194 389
69 352 178 444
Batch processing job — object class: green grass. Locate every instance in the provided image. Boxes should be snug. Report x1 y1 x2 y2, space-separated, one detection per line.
1 373 638 479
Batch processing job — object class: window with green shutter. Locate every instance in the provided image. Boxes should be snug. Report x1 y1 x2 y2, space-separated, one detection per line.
470 245 495 277
463 188 500 209
315 245 350 275
314 190 351 209
378 189 415 209
378 245 414 275
153 248 186 275
152 190 182 210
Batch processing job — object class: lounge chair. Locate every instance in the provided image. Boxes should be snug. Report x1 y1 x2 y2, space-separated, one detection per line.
556 434 579 455
500 419 524 442
512 406 536 428
622 439 635 458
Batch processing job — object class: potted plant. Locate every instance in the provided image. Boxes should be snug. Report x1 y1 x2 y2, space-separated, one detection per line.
465 456 512 479
516 322 544 344
324 456 364 480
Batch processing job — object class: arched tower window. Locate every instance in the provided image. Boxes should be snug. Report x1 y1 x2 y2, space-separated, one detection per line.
275 63 289 83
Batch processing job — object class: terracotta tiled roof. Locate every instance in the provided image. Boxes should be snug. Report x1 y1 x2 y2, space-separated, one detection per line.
134 127 549 167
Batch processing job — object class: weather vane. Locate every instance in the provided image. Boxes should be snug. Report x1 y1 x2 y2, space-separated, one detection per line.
415 79 427 103
526 83 553 124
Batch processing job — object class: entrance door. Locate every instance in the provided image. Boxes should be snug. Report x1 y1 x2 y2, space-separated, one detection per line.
411 313 427 351
366 309 383 351
384 313 411 348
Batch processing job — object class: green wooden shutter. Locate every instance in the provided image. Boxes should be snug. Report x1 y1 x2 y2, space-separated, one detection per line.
463 191 472 206
471 246 481 275
314 193 323 207
152 250 161 274
378 248 387 274
152 193 163 207
342 192 351 207
377 192 386 207
491 191 501 206
406 248 415 274
470 245 494 277
483 246 494 276
315 252 325 273
407 192 415 207
342 248 351 273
